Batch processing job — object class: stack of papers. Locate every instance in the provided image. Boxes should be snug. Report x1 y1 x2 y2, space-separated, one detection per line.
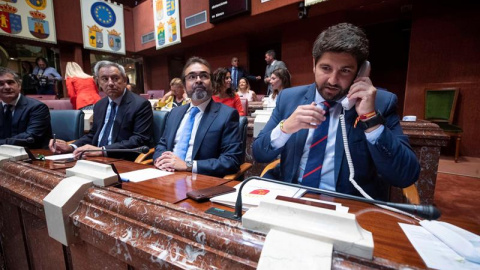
211 180 307 210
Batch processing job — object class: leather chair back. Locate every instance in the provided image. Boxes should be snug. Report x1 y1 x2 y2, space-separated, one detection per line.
152 110 169 145
240 98 248 116
50 110 85 141
239 116 248 163
147 90 165 99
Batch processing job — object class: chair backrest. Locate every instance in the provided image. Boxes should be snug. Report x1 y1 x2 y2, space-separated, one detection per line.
41 100 74 110
50 110 85 141
239 116 248 163
425 88 459 124
140 93 150 99
147 90 165 99
26 94 57 100
256 94 265 101
240 98 248 116
152 110 169 145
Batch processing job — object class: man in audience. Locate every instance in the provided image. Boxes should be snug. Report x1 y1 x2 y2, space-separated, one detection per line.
253 23 420 200
228 57 261 90
264 50 287 96
0 67 52 149
49 61 153 161
153 56 242 177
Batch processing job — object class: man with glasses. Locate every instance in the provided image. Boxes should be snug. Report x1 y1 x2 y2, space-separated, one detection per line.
49 61 153 161
153 56 242 177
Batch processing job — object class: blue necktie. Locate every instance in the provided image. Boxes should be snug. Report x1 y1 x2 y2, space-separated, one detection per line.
4 104 12 138
232 68 237 90
302 101 335 188
99 102 117 147
175 107 200 160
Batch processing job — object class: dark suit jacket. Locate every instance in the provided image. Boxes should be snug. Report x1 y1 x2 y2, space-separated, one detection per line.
74 90 153 161
153 100 242 177
253 83 420 200
227 66 257 89
0 95 52 149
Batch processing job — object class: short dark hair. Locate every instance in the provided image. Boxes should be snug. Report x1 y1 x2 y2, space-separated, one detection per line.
35 57 48 66
181 56 211 84
212 67 234 97
312 22 369 66
265 50 276 59
0 67 21 85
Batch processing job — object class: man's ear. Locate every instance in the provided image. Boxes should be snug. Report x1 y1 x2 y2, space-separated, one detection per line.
312 58 316 74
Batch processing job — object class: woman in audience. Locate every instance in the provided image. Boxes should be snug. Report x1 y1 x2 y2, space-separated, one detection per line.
162 78 189 109
264 68 291 109
237 77 257 102
212 67 245 116
65 62 101 110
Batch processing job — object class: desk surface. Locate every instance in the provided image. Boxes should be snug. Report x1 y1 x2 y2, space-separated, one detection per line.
22 151 480 269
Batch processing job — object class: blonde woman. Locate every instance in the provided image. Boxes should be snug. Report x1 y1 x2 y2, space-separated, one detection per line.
237 77 257 102
163 78 189 109
65 62 101 110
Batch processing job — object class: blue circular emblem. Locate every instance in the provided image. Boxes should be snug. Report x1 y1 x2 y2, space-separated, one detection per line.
91 2 116 28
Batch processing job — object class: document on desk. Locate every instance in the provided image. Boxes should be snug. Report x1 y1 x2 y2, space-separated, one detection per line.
119 168 172 183
210 179 307 210
399 223 480 270
45 153 75 160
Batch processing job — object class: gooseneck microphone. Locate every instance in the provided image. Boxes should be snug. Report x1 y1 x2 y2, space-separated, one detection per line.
78 146 150 160
233 176 441 221
6 137 35 144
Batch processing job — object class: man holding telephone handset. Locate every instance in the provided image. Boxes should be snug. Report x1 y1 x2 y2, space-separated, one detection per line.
253 23 420 200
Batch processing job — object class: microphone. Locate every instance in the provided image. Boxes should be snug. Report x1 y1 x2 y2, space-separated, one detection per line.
6 137 35 144
78 146 150 160
231 177 441 221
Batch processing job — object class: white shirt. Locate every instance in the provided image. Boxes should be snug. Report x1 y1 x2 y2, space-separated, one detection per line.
172 99 211 173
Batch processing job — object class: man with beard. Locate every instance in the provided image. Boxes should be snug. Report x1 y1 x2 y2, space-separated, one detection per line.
49 61 153 161
253 23 419 200
153 57 242 177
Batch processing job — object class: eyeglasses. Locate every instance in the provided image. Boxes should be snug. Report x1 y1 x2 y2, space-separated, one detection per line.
185 72 211 82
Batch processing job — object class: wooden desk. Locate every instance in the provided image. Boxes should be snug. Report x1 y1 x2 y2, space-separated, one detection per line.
1 157 478 269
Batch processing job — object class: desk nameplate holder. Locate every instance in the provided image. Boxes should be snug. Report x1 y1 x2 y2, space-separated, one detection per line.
242 198 374 270
43 160 119 246
0 145 29 165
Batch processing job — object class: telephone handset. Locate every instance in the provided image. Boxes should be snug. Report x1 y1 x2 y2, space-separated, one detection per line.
340 60 371 110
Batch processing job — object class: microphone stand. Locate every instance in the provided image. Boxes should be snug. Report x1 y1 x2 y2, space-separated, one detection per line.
221 176 440 221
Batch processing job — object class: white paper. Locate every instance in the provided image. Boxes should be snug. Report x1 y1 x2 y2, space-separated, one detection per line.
211 180 307 209
399 223 480 270
119 168 172 183
45 153 75 160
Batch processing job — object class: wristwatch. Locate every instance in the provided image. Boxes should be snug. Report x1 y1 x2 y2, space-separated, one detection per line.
186 161 193 172
357 110 385 130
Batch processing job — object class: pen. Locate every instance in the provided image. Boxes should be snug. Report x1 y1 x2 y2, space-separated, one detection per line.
53 133 56 152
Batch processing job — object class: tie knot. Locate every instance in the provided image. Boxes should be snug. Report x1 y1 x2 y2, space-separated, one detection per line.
5 104 12 111
110 101 116 108
190 106 200 116
319 101 336 112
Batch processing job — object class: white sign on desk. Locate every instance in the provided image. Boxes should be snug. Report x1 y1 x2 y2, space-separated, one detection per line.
120 168 172 183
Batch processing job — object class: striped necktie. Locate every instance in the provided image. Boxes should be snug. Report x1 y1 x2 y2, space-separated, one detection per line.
302 101 335 188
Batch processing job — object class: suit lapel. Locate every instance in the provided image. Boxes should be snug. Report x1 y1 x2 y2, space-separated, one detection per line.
93 97 109 144
192 100 217 159
11 95 28 131
111 91 132 142
170 105 189 148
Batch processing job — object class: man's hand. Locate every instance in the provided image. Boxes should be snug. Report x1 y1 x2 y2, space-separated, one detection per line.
281 102 326 134
49 139 73 154
347 77 377 116
255 76 262 80
73 145 103 159
264 76 270 84
154 151 187 172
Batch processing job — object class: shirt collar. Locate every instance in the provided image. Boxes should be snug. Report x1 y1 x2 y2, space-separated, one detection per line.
2 94 21 107
107 89 127 106
188 98 211 113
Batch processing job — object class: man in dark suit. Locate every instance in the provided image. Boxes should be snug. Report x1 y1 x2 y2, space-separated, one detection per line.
153 57 242 177
0 67 52 149
227 57 261 90
264 50 287 96
253 23 420 200
50 61 153 161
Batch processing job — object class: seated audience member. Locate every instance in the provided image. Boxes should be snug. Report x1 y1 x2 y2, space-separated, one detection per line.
49 61 153 161
0 67 52 148
153 57 242 177
264 68 291 109
227 57 261 90
20 61 37 95
212 67 245 116
65 62 101 110
253 23 420 201
32 57 62 95
162 78 189 109
237 77 258 102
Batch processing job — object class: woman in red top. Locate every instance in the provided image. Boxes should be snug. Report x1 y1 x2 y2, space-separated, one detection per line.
212 67 245 116
65 62 101 110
